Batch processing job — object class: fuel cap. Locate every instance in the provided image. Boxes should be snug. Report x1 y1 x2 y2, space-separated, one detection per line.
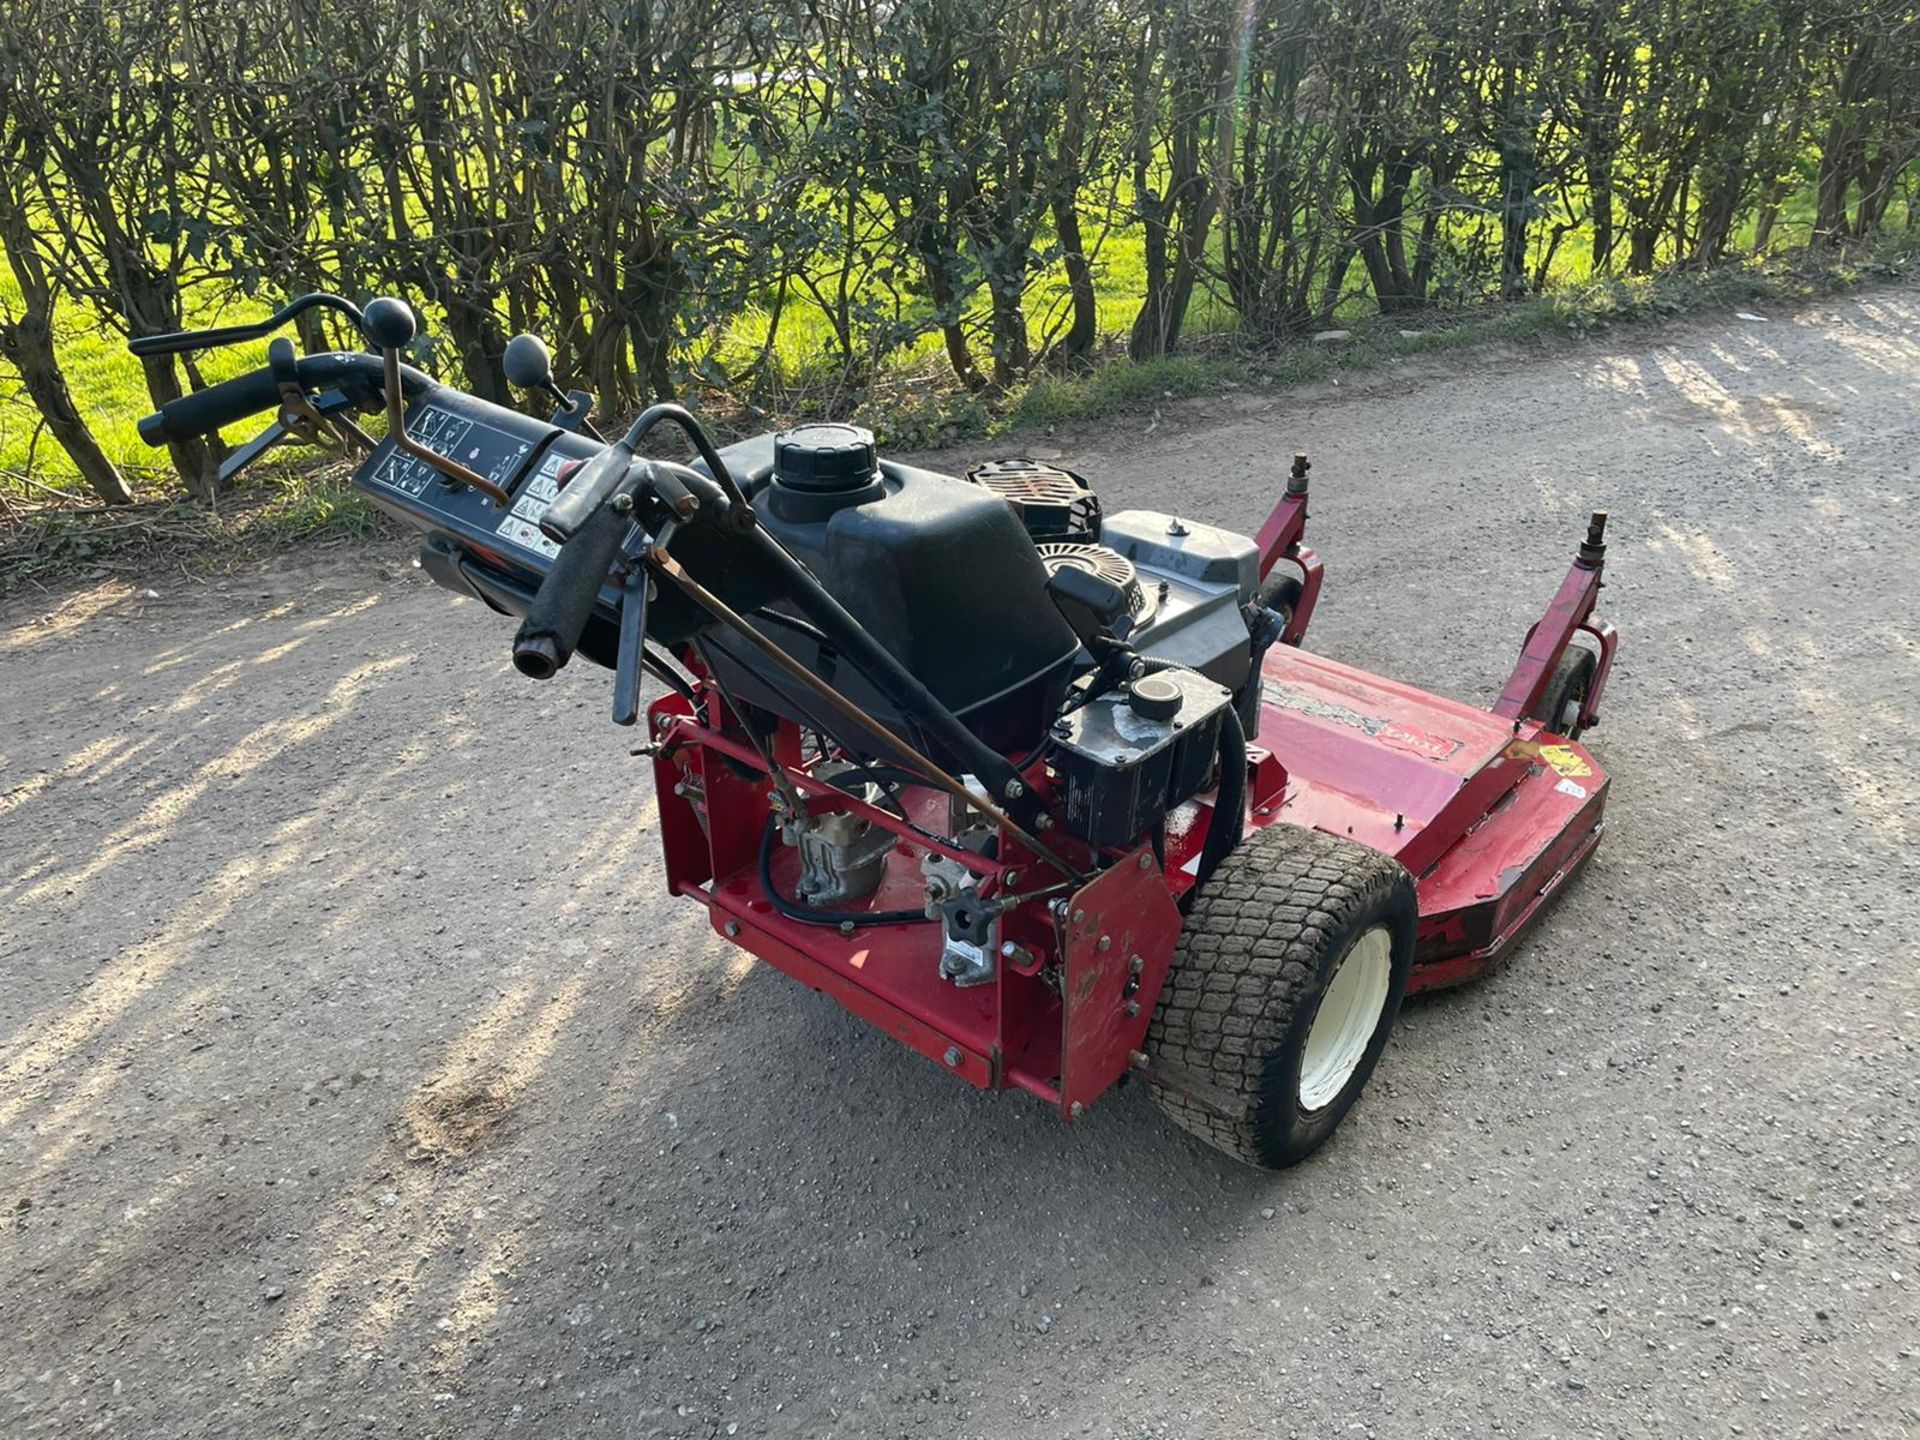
1126 674 1183 721
773 423 878 492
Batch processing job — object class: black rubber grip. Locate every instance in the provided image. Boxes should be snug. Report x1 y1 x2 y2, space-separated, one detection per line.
136 353 426 447
138 368 283 447
511 503 630 679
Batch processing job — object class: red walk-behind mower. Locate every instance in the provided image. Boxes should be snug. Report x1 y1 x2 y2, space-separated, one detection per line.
133 293 1618 1168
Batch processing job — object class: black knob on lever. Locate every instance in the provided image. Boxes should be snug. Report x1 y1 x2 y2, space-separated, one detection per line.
504 332 600 438
361 296 417 352
503 333 554 391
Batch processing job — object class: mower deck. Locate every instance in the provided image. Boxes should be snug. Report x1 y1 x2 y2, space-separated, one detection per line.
1248 645 1608 992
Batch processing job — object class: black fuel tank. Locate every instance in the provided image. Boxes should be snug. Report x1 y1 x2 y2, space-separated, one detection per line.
722 426 1081 755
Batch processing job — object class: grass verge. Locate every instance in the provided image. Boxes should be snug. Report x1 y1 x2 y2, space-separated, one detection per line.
975 239 1916 442
0 458 386 595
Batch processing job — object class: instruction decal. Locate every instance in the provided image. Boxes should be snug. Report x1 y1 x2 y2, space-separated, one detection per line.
1539 744 1592 778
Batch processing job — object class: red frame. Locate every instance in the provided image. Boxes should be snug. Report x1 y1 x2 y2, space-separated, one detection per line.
1253 468 1324 644
645 489 1617 1118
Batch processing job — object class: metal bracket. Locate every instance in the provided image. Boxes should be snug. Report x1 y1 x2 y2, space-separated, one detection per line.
549 389 597 435
217 386 373 484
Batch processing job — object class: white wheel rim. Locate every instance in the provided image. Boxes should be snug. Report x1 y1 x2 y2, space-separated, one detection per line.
1298 925 1393 1112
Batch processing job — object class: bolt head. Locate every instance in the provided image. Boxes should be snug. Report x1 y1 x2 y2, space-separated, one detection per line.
722 919 740 938
1003 778 1024 800
1125 1001 1140 1018
1069 1101 1085 1119
1137 853 1152 870
1097 935 1111 952
943 1047 962 1068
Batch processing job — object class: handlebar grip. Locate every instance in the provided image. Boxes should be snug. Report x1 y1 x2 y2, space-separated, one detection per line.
511 503 631 679
137 367 284 447
136 352 419 448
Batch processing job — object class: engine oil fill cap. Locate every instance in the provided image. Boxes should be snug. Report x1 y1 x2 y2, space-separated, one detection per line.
774 423 878 492
1126 674 1183 721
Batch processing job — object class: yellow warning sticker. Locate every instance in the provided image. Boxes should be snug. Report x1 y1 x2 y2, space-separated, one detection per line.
1539 744 1592 778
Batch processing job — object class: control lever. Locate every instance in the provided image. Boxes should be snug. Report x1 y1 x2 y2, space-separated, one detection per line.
362 297 512 506
642 459 736 523
129 291 368 357
610 557 652 727
542 402 752 543
504 333 604 441
542 441 633 542
266 338 348 453
218 358 375 485
511 500 632 679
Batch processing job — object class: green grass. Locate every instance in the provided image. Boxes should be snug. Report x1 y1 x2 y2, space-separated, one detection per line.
0 267 271 490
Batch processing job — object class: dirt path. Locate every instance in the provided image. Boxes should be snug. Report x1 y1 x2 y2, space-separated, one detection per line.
4 289 1917 1440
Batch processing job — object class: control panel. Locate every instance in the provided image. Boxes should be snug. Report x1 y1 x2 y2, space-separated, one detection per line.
353 388 602 578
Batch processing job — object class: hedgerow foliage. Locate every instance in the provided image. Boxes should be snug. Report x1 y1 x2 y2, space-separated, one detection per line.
1 0 1915 501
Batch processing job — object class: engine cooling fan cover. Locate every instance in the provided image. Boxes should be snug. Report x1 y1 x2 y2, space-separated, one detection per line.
966 458 1101 541
1037 542 1158 626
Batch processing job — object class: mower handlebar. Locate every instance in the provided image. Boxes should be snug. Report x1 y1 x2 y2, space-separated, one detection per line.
135 352 433 447
510 502 633 679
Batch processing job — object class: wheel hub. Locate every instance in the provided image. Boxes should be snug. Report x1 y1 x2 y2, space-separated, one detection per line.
1299 925 1393 1111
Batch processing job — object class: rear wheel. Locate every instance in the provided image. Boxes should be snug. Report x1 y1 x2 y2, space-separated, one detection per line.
1146 823 1416 1169
1529 645 1597 739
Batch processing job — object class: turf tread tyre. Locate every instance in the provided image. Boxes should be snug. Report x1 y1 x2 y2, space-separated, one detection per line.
1146 823 1416 1168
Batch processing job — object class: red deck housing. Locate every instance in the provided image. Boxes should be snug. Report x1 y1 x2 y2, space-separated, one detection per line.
1248 646 1608 992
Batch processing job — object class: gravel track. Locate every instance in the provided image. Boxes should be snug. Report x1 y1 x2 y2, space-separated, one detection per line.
3 287 1916 1439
